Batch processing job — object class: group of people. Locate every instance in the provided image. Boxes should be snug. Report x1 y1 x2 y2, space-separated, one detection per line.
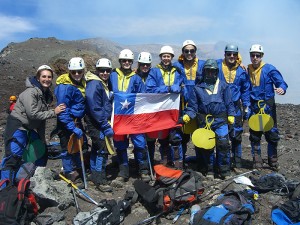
0 40 288 192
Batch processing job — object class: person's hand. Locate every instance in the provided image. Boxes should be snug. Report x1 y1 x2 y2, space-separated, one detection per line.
275 87 285 95
54 103 66 115
228 116 235 124
183 114 191 123
103 127 114 138
73 127 83 139
170 84 181 93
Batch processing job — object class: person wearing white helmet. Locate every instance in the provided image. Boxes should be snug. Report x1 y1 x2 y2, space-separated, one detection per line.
1 65 66 184
54 57 87 182
110 49 151 183
84 58 113 192
173 40 205 165
247 44 288 170
145 45 185 169
214 44 251 171
136 52 152 82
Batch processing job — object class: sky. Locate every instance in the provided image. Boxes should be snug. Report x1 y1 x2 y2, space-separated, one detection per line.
0 0 300 104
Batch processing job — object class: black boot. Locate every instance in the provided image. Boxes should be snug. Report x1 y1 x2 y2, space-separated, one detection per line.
268 156 279 171
116 165 129 182
91 171 112 192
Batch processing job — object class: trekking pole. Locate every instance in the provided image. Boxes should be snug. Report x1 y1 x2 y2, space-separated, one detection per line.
78 138 88 189
134 211 166 225
72 187 81 213
146 147 155 181
53 170 99 206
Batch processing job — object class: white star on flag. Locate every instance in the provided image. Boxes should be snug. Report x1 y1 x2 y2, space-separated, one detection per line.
120 99 131 109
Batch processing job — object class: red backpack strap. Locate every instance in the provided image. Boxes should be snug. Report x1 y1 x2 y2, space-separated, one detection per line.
0 179 10 188
17 178 30 201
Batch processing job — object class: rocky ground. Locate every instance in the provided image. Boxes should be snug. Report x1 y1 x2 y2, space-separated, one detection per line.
0 104 299 225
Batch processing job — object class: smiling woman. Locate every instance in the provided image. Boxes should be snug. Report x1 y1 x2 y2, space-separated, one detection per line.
0 65 66 185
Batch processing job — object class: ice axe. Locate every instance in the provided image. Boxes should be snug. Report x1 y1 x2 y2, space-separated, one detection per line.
78 138 88 189
52 170 100 206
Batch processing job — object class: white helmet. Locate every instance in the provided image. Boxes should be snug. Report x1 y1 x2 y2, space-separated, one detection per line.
96 58 112 68
249 44 264 54
138 52 152 63
159 45 174 57
182 40 197 50
68 57 85 70
119 49 134 60
36 65 53 75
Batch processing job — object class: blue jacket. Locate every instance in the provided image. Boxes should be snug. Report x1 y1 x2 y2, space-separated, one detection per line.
55 73 86 132
173 58 205 104
85 72 112 129
110 68 145 93
145 64 184 94
185 79 235 127
248 63 288 101
217 59 250 107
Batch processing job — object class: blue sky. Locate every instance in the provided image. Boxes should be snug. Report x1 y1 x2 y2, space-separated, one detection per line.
1 0 299 104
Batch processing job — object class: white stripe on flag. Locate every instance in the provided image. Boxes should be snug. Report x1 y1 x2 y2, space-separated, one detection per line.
134 93 180 114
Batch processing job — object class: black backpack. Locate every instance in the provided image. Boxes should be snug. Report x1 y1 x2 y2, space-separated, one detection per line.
0 178 38 225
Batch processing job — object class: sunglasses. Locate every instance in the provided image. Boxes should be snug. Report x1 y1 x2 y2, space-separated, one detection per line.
98 68 112 73
226 52 238 57
70 70 84 75
250 53 262 58
139 63 151 67
121 59 133 63
184 49 196 54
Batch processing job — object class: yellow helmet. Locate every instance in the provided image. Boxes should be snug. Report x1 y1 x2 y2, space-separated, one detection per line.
10 95 17 101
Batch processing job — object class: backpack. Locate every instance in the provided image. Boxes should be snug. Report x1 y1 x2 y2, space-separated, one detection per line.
133 165 204 212
271 198 300 225
0 178 38 225
192 190 255 225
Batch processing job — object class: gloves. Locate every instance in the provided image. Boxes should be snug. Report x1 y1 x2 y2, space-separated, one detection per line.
243 106 251 120
103 127 114 138
228 116 235 125
170 84 181 93
73 127 83 139
183 115 191 123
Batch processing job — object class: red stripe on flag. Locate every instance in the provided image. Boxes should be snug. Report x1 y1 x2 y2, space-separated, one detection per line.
113 109 179 135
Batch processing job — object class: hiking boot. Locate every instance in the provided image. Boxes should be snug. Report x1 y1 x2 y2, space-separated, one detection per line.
232 157 242 169
64 171 82 183
268 156 280 171
206 171 214 180
220 171 231 180
118 165 129 181
140 173 151 183
174 161 184 170
253 154 263 169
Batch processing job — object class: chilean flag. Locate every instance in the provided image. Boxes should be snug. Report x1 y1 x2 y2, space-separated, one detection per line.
112 93 180 135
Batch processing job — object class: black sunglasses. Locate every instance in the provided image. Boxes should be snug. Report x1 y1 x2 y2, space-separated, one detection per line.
184 49 196 54
250 53 262 58
70 70 84 75
98 68 112 73
226 52 238 57
121 59 133 63
139 63 151 67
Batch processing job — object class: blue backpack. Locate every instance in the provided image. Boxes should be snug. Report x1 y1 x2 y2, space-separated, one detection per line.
271 198 300 225
192 190 255 225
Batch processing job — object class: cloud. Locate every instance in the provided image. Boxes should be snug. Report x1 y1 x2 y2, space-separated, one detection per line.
0 14 36 39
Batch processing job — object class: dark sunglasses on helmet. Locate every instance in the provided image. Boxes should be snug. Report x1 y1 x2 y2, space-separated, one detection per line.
184 49 196 54
98 68 112 73
250 53 262 58
226 52 238 57
204 68 218 75
70 70 84 75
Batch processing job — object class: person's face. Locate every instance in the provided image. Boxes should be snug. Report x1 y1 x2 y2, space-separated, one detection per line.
160 54 173 66
183 45 196 61
204 68 218 78
38 70 53 89
224 51 238 65
120 59 133 70
69 69 84 81
139 63 151 73
250 52 263 68
97 68 112 81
